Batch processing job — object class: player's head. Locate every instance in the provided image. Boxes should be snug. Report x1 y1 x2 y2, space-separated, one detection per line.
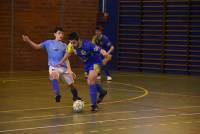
53 27 64 41
68 32 80 48
95 25 103 37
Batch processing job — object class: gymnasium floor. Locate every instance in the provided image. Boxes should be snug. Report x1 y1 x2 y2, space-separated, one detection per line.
0 70 199 134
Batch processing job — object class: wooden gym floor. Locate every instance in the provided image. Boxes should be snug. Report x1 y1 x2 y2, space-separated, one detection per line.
0 70 199 134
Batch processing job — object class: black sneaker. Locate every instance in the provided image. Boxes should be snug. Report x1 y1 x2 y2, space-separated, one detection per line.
97 90 107 104
91 105 98 112
55 95 61 102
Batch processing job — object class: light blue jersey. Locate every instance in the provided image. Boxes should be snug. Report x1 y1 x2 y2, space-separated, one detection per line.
41 40 66 67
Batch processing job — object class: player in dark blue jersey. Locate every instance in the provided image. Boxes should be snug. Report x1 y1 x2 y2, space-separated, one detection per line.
92 26 114 81
58 32 108 111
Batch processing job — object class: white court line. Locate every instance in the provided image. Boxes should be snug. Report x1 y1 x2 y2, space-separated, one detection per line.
19 105 200 120
2 113 199 133
103 129 113 131
89 130 99 133
0 110 137 124
0 106 198 124
180 113 200 116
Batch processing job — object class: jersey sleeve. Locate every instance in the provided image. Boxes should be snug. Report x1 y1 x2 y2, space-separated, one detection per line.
66 42 74 54
41 40 50 49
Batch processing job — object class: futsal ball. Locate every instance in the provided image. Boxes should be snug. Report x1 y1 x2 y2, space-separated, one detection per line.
73 100 84 113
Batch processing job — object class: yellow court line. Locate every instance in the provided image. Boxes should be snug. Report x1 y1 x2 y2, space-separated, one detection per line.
0 80 148 113
100 81 149 105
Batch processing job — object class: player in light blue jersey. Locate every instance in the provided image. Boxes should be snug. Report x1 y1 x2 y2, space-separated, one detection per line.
22 27 81 103
58 32 108 111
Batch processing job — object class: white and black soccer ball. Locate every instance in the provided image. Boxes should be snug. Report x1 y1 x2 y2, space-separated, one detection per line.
73 100 84 113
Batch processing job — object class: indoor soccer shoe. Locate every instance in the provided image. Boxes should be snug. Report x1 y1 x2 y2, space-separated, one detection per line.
55 95 61 102
107 76 112 81
97 90 107 104
91 105 98 112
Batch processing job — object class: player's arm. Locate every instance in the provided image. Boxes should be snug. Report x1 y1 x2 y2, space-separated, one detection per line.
107 45 114 55
22 35 42 49
105 37 114 54
65 56 76 79
90 42 108 57
58 43 73 65
100 49 108 57
58 52 71 65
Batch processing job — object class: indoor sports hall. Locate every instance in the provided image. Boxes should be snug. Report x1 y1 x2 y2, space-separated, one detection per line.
0 0 200 134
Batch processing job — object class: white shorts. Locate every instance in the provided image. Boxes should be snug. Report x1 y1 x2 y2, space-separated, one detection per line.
49 66 74 85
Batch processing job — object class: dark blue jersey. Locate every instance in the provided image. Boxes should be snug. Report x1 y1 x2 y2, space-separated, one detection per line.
67 40 102 72
92 35 112 52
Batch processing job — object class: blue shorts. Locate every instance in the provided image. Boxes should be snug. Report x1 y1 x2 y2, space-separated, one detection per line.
84 62 102 76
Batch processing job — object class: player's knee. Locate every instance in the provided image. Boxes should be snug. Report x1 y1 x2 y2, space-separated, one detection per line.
50 71 59 80
87 77 96 85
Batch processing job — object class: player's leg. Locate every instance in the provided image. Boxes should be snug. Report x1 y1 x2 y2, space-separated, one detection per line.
87 68 98 111
96 80 107 104
102 54 112 80
49 66 61 102
102 64 112 80
60 67 82 101
68 83 82 101
94 64 107 104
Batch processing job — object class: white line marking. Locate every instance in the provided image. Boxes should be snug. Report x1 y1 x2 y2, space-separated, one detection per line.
0 105 73 113
89 130 99 133
180 113 200 116
0 114 182 133
1 108 200 124
131 125 141 128
74 132 84 134
118 127 126 130
19 110 136 120
159 123 167 126
20 113 66 119
183 121 192 124
0 110 137 124
17 105 200 121
103 129 113 132
171 122 179 125
143 124 153 127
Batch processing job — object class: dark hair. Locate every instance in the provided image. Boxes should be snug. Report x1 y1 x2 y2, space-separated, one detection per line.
96 25 103 31
53 27 64 33
68 32 79 41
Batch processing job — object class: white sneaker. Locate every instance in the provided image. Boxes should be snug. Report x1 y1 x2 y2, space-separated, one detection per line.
97 76 101 80
107 76 112 81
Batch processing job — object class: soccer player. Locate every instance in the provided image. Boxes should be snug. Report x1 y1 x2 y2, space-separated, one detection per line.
22 27 81 103
92 26 114 81
58 32 108 111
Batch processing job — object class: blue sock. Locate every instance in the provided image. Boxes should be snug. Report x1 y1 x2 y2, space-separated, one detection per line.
89 84 97 106
51 80 60 96
96 83 106 94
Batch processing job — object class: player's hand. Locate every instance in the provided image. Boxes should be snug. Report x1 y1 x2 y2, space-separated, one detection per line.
55 61 65 67
101 49 108 57
54 64 61 67
22 35 30 42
